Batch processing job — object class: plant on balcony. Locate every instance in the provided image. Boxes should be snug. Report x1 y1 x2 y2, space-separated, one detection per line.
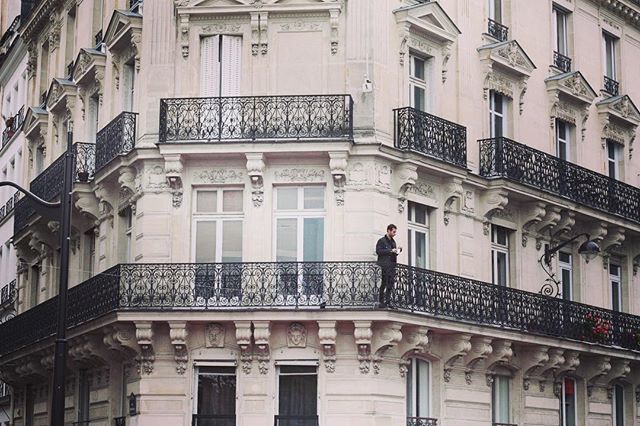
582 313 612 344
624 330 640 349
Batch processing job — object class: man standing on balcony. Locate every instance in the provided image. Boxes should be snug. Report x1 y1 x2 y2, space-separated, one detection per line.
376 224 402 308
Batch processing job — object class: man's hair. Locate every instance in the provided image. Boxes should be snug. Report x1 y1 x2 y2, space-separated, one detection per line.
387 224 397 231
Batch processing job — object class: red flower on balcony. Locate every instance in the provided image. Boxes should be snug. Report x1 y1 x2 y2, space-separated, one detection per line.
582 313 612 344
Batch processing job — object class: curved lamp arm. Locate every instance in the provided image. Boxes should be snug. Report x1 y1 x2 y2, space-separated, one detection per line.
543 232 590 265
0 181 61 208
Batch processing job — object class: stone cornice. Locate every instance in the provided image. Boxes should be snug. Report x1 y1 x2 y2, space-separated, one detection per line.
594 0 640 31
20 0 59 42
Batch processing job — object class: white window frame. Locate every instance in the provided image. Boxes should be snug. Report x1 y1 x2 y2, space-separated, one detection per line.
553 6 569 55
561 377 578 426
492 375 510 424
192 365 238 418
406 358 432 419
123 207 133 263
610 262 622 312
491 225 510 287
489 0 502 23
191 188 244 263
273 186 326 262
122 59 135 111
556 119 570 161
558 251 573 301
612 383 625 426
409 54 429 112
603 32 617 80
607 140 622 180
275 364 319 419
489 91 506 138
407 201 429 269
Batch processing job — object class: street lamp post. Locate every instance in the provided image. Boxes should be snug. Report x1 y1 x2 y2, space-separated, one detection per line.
0 123 73 426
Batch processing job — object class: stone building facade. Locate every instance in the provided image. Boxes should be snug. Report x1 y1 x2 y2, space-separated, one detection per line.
1 0 640 425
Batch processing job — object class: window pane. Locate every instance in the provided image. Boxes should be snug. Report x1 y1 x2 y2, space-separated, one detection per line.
196 221 217 262
614 385 624 426
223 190 243 212
494 93 504 113
413 86 426 111
415 231 427 269
559 252 571 264
277 219 297 261
562 268 572 301
413 57 425 80
496 252 508 286
197 191 218 213
222 221 242 262
277 188 298 210
304 187 324 209
303 218 324 262
279 374 317 417
493 115 503 138
610 263 620 276
417 360 430 417
612 281 621 312
197 372 236 416
564 378 576 426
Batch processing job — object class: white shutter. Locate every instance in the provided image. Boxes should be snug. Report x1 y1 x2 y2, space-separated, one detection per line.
200 35 220 97
221 35 242 96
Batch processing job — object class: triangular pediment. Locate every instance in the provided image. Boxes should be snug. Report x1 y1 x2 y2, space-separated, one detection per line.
394 1 461 43
597 95 640 127
46 78 77 111
104 10 142 51
72 48 106 85
478 40 536 77
22 107 48 140
545 71 597 106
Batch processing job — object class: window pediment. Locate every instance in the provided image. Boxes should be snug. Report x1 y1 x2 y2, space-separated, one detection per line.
46 78 77 113
394 1 461 44
104 10 142 52
596 95 640 128
73 48 106 86
545 71 597 106
22 107 48 141
478 40 536 77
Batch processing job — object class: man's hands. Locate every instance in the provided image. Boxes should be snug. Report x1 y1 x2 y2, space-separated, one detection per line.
392 247 403 255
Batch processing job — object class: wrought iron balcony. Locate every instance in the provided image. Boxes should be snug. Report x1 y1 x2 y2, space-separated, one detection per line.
0 280 16 307
159 95 353 143
487 18 508 42
553 51 571 73
604 76 620 96
407 417 438 426
2 106 24 149
192 414 235 425
493 423 518 426
114 417 126 426
479 137 640 224
274 415 318 426
394 107 467 168
95 111 137 172
0 193 19 222
13 143 96 233
3 262 640 357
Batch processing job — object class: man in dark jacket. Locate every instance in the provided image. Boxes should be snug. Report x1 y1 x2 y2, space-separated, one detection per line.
376 224 402 308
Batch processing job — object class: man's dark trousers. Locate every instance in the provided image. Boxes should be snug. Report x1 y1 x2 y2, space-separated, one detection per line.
376 235 397 307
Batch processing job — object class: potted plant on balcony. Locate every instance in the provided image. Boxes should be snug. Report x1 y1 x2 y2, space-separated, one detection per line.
582 313 612 344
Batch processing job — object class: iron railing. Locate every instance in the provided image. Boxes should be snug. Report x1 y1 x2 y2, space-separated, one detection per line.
553 51 571 73
13 143 96 233
394 107 467 168
479 137 640 223
493 423 518 426
407 418 438 426
604 76 620 96
487 18 508 42
274 415 318 426
3 262 640 356
95 111 137 172
0 280 16 306
192 414 236 425
114 417 126 426
0 193 19 222
2 106 25 149
159 95 353 143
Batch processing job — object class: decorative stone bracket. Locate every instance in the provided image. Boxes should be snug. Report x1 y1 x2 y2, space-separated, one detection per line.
253 320 271 375
169 322 189 375
550 210 576 239
603 359 631 393
441 334 472 382
135 321 155 375
521 346 550 391
521 202 547 247
481 188 509 235
484 340 514 373
235 321 253 374
601 227 625 254
578 356 612 396
371 322 403 374
164 155 184 208
395 163 418 213
317 321 337 373
246 153 265 207
329 152 348 206
633 253 640 276
68 335 112 367
103 324 138 359
461 337 493 384
554 350 580 378
397 326 430 377
443 178 464 225
353 321 373 374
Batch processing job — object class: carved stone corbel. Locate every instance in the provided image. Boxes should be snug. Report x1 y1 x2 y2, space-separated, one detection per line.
484 340 513 372
180 13 190 58
371 322 403 374
68 335 111 367
633 253 640 276
441 334 472 382
397 326 430 359
164 155 184 208
135 321 155 375
535 205 562 237
103 324 138 359
520 346 549 391
462 337 493 384
603 360 631 390
259 12 268 55
354 321 373 374
250 12 260 55
395 163 417 213
246 153 265 207
550 210 575 239
235 321 253 374
317 321 337 373
441 43 452 83
555 351 580 378
538 347 565 378
481 188 509 226
330 8 340 54
329 152 348 206
577 356 612 394
253 321 271 375
443 178 464 225
521 202 547 247
601 227 625 254
169 322 188 375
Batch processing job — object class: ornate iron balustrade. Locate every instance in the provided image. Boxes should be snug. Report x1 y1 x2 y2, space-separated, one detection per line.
2 106 25 149
3 262 640 356
95 111 137 172
159 95 353 143
493 423 518 426
407 417 438 426
487 18 508 42
114 417 126 426
74 142 96 182
0 280 16 306
274 415 318 426
604 75 620 96
0 192 19 222
192 414 236 425
479 137 640 223
553 51 571 73
394 107 467 168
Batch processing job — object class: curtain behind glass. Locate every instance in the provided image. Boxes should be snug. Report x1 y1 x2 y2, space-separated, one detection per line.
279 373 317 425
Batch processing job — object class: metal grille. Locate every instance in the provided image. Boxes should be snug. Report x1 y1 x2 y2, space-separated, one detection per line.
553 51 571 73
159 95 353 143
0 193 19 222
95 111 137 172
1 106 24 149
394 107 467 168
407 418 438 426
74 142 96 182
604 76 620 96
487 18 509 42
479 137 640 224
192 415 235 426
0 280 16 306
273 416 318 426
